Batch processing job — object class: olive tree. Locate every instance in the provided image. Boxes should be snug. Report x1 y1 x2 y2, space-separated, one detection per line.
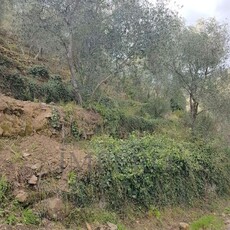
14 0 106 105
13 0 184 104
148 18 230 129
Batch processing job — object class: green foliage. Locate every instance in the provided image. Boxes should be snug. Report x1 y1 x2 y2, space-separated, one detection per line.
147 206 161 220
170 98 184 111
224 206 230 214
71 121 80 140
141 98 171 118
194 113 216 140
50 108 62 130
69 134 230 210
22 209 40 225
91 103 157 137
43 76 73 103
119 114 156 135
68 171 77 186
190 215 224 230
29 66 49 79
98 96 118 109
0 53 12 68
170 89 186 112
0 176 9 205
91 103 123 136
5 214 18 225
2 74 28 100
1 71 73 103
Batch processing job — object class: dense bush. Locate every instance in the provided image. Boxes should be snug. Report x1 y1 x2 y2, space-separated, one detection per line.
141 98 171 118
91 103 157 137
119 114 156 135
1 73 74 103
2 74 28 100
42 76 73 103
69 134 230 209
91 103 123 136
29 66 49 79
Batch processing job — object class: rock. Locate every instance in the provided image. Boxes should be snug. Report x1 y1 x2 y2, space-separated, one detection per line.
28 175 38 185
45 197 66 220
179 222 189 230
107 222 117 230
37 170 49 178
31 162 42 171
15 190 28 203
22 152 31 157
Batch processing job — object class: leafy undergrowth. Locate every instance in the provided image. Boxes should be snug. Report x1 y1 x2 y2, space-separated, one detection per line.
68 134 230 211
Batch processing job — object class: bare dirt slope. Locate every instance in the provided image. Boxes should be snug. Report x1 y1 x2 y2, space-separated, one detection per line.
0 93 102 189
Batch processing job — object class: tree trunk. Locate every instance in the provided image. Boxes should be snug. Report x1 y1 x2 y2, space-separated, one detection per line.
190 94 199 132
66 33 83 105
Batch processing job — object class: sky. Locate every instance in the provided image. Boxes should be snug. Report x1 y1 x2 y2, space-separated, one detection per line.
152 0 230 25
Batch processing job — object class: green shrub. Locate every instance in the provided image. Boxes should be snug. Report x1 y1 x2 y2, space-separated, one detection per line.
71 121 80 139
91 103 157 137
141 98 170 118
69 134 230 209
25 78 43 101
42 76 73 103
119 114 156 134
2 74 28 100
1 73 73 103
50 108 62 130
91 103 122 136
98 96 118 109
29 66 49 79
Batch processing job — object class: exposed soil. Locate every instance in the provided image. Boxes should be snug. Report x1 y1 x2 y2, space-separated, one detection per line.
0 94 98 229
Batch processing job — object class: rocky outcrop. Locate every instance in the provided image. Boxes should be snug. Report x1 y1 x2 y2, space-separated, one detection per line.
0 94 102 138
0 94 52 137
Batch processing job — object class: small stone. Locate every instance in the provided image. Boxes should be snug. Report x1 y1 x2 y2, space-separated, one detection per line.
15 190 28 203
31 163 42 170
45 197 65 220
179 222 189 230
23 152 31 157
28 175 38 185
107 222 117 230
60 160 68 169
